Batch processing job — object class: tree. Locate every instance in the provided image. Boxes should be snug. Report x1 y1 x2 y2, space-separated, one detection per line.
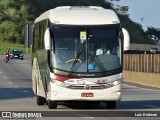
115 5 129 16
145 27 160 45
27 0 113 17
0 0 32 43
110 0 120 1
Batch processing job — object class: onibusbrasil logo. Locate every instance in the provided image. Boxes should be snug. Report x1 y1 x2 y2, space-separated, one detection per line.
1 112 42 119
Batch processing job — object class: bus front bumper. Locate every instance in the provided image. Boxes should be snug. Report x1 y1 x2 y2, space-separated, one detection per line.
49 83 122 101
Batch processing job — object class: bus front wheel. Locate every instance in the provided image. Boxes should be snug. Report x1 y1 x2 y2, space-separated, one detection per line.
106 101 116 109
48 100 57 109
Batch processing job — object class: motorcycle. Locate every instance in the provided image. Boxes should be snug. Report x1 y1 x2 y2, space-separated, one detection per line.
5 54 9 63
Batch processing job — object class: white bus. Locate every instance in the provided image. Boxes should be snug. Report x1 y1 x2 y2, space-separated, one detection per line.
32 6 130 109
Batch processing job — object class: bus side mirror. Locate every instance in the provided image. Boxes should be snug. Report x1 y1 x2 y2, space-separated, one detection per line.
44 28 51 50
122 28 130 51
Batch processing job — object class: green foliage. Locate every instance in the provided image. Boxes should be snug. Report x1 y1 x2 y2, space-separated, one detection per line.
110 0 120 1
145 27 160 45
26 0 113 17
115 5 129 16
0 0 32 43
0 21 19 42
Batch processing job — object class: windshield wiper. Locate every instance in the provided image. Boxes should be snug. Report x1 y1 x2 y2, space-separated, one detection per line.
69 46 83 76
90 55 107 76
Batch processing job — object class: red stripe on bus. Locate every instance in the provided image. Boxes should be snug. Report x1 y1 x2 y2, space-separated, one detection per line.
54 74 72 82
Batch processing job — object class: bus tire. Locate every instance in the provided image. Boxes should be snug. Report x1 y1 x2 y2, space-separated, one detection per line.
83 101 92 108
92 101 100 106
37 95 46 105
106 101 116 109
48 100 57 109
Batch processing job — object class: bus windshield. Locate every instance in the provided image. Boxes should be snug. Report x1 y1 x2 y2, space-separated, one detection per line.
50 24 122 77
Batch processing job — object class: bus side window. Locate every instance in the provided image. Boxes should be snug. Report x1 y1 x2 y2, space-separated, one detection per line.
50 34 55 68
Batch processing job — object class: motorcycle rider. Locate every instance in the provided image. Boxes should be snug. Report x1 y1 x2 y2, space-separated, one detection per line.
4 49 10 61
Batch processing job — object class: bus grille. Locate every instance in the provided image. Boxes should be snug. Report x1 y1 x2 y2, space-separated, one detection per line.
65 84 110 90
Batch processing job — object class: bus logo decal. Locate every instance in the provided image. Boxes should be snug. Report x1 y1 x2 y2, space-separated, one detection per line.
84 85 91 90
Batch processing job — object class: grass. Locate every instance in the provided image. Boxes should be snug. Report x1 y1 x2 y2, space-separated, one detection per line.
0 41 31 55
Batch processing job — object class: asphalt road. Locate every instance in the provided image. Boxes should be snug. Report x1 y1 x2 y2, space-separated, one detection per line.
0 55 160 120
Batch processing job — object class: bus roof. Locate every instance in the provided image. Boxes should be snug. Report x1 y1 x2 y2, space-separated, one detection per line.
34 6 120 25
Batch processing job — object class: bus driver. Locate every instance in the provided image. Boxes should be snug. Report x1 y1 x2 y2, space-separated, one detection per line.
96 42 111 55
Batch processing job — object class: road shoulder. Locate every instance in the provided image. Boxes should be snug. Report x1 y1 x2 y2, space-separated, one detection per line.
124 81 160 90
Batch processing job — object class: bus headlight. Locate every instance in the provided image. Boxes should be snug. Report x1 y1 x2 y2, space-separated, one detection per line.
112 80 119 86
107 79 122 87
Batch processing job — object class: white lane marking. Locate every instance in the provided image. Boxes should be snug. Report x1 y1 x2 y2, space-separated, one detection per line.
0 71 2 74
78 114 94 119
145 105 159 108
8 82 12 84
3 77 7 79
22 90 29 93
14 86 19 88
83 117 94 119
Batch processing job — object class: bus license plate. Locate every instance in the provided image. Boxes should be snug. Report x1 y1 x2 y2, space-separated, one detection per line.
81 93 94 97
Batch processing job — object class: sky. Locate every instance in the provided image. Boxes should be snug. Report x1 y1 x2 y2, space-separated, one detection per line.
110 0 160 30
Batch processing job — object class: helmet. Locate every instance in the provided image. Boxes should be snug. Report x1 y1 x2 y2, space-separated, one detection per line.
6 49 9 53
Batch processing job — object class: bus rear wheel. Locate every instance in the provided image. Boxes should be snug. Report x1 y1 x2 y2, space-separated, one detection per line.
48 100 57 109
106 101 116 109
37 96 46 105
